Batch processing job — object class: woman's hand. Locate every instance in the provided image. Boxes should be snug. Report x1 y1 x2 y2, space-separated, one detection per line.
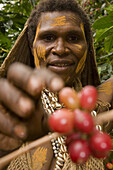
0 62 64 153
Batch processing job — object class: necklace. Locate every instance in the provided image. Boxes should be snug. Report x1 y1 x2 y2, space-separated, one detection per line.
41 88 69 170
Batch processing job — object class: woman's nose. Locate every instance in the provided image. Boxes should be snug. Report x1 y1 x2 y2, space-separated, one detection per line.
51 38 69 56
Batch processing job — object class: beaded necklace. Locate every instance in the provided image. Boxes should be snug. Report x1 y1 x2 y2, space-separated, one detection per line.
41 88 69 169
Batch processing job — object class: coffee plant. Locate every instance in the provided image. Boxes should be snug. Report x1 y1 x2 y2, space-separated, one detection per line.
77 0 113 82
0 0 38 65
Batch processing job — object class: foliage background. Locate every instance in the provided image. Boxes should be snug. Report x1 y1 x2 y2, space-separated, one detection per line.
0 0 113 82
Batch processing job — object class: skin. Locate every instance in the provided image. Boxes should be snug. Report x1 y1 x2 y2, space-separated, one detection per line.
0 11 113 157
97 77 113 132
0 63 64 154
97 77 113 110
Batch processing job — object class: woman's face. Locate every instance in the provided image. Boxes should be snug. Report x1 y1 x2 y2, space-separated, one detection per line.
33 11 88 86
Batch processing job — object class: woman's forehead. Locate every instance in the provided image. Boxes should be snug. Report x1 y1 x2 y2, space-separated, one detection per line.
39 11 82 28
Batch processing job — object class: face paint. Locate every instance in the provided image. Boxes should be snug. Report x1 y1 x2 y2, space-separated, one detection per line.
34 49 40 67
74 44 82 50
50 16 69 26
36 45 46 61
33 21 41 67
80 23 86 39
43 15 50 22
76 50 87 74
75 23 87 74
98 81 112 95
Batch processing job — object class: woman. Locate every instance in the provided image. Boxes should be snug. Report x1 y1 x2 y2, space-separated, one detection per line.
0 0 113 169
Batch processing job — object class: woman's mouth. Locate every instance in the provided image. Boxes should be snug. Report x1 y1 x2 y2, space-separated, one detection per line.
50 63 71 66
47 60 74 72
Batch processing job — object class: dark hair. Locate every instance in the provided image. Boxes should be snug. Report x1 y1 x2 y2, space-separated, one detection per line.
27 0 92 48
27 0 100 87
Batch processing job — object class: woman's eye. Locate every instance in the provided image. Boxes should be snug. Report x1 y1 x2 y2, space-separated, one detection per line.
67 35 78 43
43 35 55 42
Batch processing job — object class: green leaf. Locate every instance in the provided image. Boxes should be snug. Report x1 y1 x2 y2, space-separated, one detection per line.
105 4 113 14
95 26 113 42
0 33 11 47
104 35 113 52
93 15 113 29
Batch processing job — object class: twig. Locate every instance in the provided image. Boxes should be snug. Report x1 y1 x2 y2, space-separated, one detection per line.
99 51 113 59
0 132 62 169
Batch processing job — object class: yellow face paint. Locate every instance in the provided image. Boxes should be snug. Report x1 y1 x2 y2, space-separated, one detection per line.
41 15 50 23
98 81 112 95
33 21 41 48
76 50 87 74
74 44 82 50
80 23 85 39
32 147 47 170
51 16 69 26
34 49 40 67
75 23 87 74
36 45 46 61
33 21 41 67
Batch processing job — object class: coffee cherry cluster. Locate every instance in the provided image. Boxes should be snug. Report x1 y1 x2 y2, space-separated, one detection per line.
48 86 112 164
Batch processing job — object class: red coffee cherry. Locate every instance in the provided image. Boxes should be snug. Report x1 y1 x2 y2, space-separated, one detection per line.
106 163 113 169
89 131 112 158
59 87 80 110
80 85 97 111
73 109 94 134
48 108 74 133
68 139 91 164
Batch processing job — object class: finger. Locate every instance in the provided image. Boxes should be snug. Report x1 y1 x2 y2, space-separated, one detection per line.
0 105 27 140
33 67 64 92
0 79 35 118
7 63 64 97
0 133 22 151
7 63 44 97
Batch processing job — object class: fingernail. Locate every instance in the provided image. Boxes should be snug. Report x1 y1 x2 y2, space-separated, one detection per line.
50 77 64 91
14 124 27 140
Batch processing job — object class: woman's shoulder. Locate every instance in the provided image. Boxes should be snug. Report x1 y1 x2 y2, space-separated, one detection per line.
97 77 113 109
